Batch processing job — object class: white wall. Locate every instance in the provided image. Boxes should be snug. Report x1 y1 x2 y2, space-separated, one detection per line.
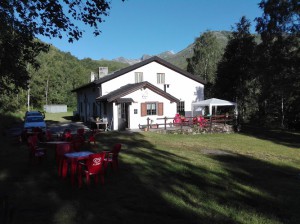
77 87 101 121
121 88 177 129
102 61 204 114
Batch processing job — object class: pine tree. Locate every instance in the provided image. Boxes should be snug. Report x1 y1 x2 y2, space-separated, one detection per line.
214 17 258 122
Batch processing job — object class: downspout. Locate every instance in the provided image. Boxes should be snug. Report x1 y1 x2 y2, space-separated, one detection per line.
84 94 87 122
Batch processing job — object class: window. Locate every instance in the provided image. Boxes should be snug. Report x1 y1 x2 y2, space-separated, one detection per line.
157 73 165 84
121 103 126 119
177 101 185 115
135 72 143 83
141 102 163 116
134 109 138 114
147 103 157 115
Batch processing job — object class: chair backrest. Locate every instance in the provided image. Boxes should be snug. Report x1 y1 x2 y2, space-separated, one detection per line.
33 127 42 133
77 128 84 136
111 144 122 156
173 114 182 123
71 136 85 151
27 135 38 147
56 143 72 156
62 129 72 141
45 130 53 141
86 152 105 174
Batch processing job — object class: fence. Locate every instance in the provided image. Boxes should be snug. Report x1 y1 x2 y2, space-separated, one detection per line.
139 114 236 131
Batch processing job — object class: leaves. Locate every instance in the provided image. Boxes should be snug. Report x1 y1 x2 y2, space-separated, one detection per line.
187 31 223 84
255 0 300 128
214 16 258 122
0 0 117 109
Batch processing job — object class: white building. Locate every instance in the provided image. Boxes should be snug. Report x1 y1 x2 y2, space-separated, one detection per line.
72 56 206 130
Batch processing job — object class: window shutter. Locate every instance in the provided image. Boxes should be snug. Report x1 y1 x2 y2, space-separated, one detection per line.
141 103 147 116
158 102 163 116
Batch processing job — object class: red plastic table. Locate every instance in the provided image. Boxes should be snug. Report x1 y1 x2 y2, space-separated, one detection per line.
63 151 94 186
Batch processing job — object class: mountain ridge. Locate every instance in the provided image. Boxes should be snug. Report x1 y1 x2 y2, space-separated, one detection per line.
111 30 232 69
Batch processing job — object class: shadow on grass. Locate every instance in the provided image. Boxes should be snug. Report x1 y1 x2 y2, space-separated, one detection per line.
62 116 74 121
240 125 300 149
208 153 300 223
1 131 300 223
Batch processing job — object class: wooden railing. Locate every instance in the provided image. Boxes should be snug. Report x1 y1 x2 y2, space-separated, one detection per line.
139 114 236 131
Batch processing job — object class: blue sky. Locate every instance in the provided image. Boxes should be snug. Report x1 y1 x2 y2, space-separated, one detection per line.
38 0 263 60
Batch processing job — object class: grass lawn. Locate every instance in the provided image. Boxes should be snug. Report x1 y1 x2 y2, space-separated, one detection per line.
1 113 300 224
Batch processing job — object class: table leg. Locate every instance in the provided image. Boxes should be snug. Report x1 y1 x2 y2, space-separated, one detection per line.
61 158 68 178
70 159 77 186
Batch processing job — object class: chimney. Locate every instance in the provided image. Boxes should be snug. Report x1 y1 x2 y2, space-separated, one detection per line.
99 67 108 78
90 71 96 82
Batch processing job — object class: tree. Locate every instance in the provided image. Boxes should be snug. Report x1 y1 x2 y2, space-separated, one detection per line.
214 17 258 122
255 0 300 128
0 0 117 96
186 31 223 98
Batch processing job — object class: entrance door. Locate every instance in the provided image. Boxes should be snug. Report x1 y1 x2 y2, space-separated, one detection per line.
117 103 129 130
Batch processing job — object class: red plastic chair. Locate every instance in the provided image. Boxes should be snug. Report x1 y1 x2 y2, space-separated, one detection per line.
45 130 53 141
71 136 85 151
104 143 122 171
56 143 73 176
197 115 208 128
27 135 46 164
61 129 72 141
77 128 85 137
173 113 182 125
87 130 98 144
78 152 106 188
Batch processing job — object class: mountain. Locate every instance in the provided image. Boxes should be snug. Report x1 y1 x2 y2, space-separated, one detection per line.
112 31 232 70
112 51 176 66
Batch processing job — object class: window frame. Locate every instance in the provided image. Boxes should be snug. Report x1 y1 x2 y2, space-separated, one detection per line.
141 102 163 116
177 101 185 115
134 72 143 83
157 73 165 84
146 102 157 115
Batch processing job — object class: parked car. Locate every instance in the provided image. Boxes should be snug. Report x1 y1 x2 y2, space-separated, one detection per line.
24 110 45 119
23 116 47 132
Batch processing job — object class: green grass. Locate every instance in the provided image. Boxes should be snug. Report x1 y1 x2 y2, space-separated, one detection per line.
44 112 74 123
1 114 300 224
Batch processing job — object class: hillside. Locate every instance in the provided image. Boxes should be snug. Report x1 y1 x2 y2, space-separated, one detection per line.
27 45 129 109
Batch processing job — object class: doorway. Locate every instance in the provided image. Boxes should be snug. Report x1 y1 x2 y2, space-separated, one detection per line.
118 103 130 130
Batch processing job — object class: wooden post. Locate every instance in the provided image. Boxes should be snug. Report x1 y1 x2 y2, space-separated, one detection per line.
164 116 167 130
147 117 150 129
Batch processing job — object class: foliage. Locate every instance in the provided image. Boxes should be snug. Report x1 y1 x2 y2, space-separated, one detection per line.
255 0 300 128
0 0 117 102
187 31 223 97
0 12 49 94
214 17 258 122
20 46 128 111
